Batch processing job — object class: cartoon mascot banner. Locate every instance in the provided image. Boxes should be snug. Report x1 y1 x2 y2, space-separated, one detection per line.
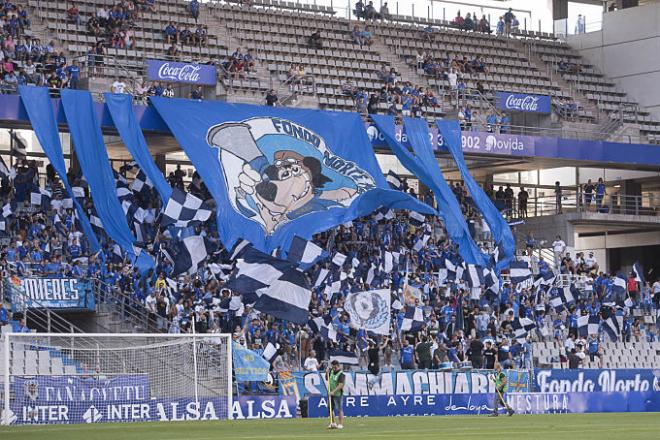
150 98 433 253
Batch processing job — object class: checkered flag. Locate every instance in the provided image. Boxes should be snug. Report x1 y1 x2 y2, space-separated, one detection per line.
161 188 212 228
130 169 153 196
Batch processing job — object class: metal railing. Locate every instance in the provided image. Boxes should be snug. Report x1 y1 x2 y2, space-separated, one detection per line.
464 122 636 144
93 280 164 333
502 190 660 219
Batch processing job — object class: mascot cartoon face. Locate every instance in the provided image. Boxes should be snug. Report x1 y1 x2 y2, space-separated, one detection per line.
207 117 376 234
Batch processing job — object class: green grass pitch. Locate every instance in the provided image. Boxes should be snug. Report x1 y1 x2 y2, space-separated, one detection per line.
1 413 658 440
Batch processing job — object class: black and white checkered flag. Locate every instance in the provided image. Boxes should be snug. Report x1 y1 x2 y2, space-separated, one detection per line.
130 169 153 196
161 188 212 228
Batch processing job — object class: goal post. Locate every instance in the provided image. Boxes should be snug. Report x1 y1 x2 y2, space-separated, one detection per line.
1 333 232 426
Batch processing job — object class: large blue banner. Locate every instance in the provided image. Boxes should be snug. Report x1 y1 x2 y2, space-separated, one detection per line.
149 98 434 253
372 115 485 265
307 390 660 417
103 93 172 204
146 60 217 85
437 120 514 271
18 86 100 252
285 369 530 398
9 277 95 311
60 90 154 272
534 368 660 393
496 91 551 114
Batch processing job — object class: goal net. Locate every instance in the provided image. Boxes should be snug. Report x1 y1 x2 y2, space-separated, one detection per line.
1 333 232 426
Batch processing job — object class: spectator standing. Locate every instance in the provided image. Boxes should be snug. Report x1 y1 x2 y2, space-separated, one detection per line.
162 83 175 98
303 350 319 371
595 177 606 211
265 89 278 106
190 85 204 100
380 3 390 20
399 338 415 369
554 181 562 214
189 0 200 22
65 60 80 89
503 8 515 36
499 113 510 133
111 77 127 94
552 235 566 268
518 186 528 218
583 179 594 210
575 14 585 34
67 2 81 25
415 336 433 369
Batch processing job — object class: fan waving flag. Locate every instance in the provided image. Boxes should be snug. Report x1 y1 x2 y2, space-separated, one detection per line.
509 260 532 285
161 187 213 228
308 315 337 342
130 169 154 196
30 188 52 210
344 289 391 335
287 235 325 268
227 242 312 324
163 235 217 276
149 97 433 255
632 262 645 284
386 170 403 190
511 317 536 341
400 306 424 332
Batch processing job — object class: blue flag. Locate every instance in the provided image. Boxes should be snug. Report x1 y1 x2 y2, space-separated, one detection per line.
60 89 154 272
103 93 172 204
149 98 433 253
371 115 486 265
437 119 514 271
232 342 270 382
18 86 100 252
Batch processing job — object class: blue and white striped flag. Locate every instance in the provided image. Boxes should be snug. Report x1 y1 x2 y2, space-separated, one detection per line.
509 260 532 285
227 242 311 324
632 262 645 284
308 315 337 342
463 264 484 288
287 236 325 268
613 272 627 297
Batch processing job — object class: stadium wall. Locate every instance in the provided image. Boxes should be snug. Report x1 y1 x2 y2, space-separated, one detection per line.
568 2 660 118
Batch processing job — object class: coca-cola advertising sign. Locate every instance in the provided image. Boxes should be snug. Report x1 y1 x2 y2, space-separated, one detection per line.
147 60 217 85
496 91 551 114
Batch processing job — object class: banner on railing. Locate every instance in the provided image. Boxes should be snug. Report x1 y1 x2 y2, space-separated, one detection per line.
495 92 551 114
146 60 217 85
13 375 151 403
534 368 660 393
5 396 294 425
7 277 95 311
366 124 535 157
282 369 530 397
306 390 660 418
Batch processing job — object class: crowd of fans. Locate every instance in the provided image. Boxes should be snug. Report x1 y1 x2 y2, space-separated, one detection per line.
1 153 658 377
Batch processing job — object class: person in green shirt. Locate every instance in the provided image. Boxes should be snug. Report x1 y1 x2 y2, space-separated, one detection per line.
489 362 514 417
327 360 345 429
